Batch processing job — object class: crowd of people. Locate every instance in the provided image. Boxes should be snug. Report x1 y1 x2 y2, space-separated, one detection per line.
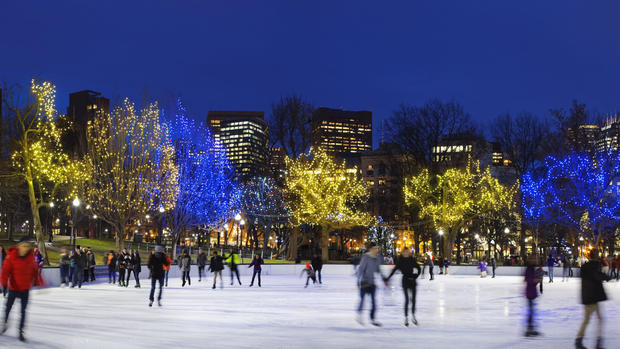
0 238 618 347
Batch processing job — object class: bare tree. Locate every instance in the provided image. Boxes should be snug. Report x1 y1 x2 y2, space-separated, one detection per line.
269 94 313 158
387 99 476 175
491 112 548 259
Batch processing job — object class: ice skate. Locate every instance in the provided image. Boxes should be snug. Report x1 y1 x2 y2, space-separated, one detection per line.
18 331 25 342
574 337 586 349
370 321 382 327
596 337 605 349
525 327 539 337
411 315 418 325
158 301 162 307
1 323 7 335
149 301 153 307
404 316 409 327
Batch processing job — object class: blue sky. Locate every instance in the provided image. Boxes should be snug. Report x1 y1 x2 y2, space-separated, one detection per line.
2 1 620 146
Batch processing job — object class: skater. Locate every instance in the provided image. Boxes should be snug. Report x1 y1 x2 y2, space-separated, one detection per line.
85 249 95 282
163 252 172 287
81 248 89 283
209 251 224 289
70 248 85 288
248 254 264 287
524 255 541 337
180 250 192 287
575 251 609 349
610 255 616 280
0 245 5 297
59 248 70 287
426 254 434 281
33 248 43 280
616 254 620 282
118 249 129 287
197 249 207 282
356 243 386 326
125 249 135 287
490 258 497 278
1 237 41 341
444 259 450 275
133 250 141 288
546 254 556 283
147 246 169 307
224 249 242 286
479 259 488 278
386 246 421 326
536 264 545 294
438 257 444 275
106 250 117 284
300 263 317 287
562 256 571 282
311 254 323 284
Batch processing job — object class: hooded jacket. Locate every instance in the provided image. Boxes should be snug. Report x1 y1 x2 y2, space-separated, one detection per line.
0 247 39 291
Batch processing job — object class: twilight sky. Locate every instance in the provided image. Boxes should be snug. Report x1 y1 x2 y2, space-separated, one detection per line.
2 1 620 147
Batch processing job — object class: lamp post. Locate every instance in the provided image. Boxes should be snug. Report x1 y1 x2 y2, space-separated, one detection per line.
438 229 444 259
224 223 230 247
71 198 81 249
240 219 245 248
235 213 241 248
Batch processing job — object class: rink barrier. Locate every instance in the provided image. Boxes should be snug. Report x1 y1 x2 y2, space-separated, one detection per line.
39 264 580 287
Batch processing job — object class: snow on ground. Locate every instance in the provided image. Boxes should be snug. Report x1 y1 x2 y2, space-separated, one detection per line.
0 272 619 349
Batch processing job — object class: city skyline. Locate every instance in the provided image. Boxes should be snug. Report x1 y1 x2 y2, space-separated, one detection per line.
4 1 620 148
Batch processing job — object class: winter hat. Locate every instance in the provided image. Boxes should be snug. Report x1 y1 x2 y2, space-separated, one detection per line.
306 264 311 269
17 236 30 245
154 245 163 253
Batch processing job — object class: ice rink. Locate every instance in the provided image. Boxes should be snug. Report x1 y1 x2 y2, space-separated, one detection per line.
0 271 619 349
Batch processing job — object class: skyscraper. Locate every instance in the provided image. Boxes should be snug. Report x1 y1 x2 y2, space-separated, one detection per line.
206 111 269 180
311 107 372 157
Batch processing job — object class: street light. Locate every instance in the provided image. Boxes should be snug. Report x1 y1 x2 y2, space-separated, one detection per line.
71 198 80 248
159 206 165 213
235 213 241 221
145 214 150 220
438 229 444 236
49 202 54 208
92 214 97 219
504 227 510 234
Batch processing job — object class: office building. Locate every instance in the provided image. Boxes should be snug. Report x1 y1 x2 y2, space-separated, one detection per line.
567 124 600 153
268 146 287 185
598 117 620 153
311 107 372 157
207 111 269 180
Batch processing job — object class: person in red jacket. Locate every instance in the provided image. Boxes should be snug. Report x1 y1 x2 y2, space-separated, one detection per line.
0 237 39 342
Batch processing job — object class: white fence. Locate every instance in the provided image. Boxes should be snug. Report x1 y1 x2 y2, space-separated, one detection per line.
40 264 578 287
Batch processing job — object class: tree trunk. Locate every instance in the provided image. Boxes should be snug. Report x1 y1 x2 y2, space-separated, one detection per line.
172 238 178 261
26 180 48 264
287 226 300 261
320 225 330 262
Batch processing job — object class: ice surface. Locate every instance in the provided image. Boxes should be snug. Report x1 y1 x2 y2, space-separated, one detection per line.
0 272 619 349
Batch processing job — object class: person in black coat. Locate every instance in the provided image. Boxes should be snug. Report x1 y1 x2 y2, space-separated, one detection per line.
147 246 169 307
209 251 224 289
311 254 324 284
386 247 421 326
575 251 609 349
132 250 141 288
197 249 207 282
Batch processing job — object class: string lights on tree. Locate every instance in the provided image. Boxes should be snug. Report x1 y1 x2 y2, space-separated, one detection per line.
5 80 87 263
165 99 237 257
83 98 179 249
285 147 371 262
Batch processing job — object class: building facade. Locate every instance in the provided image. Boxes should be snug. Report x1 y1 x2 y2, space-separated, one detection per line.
598 118 620 153
360 143 410 227
311 107 372 157
65 90 110 156
206 111 269 181
268 146 287 185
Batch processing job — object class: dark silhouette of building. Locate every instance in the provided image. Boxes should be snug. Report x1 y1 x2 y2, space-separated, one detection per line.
432 133 502 169
206 111 269 181
567 124 600 153
65 90 110 156
598 117 620 153
311 107 372 157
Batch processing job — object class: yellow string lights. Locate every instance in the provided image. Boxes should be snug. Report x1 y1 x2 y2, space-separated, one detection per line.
285 148 371 260
83 98 178 248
